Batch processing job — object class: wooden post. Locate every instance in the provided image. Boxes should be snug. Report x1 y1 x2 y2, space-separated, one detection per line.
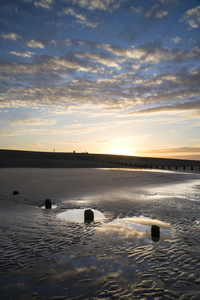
151 225 160 242
45 199 52 209
13 190 19 195
84 209 94 223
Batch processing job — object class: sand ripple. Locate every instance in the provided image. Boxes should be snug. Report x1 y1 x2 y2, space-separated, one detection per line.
0 168 200 299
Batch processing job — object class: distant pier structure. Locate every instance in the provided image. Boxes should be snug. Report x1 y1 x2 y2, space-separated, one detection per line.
87 153 200 172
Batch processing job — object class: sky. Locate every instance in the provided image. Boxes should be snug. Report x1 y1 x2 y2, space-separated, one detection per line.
0 0 200 160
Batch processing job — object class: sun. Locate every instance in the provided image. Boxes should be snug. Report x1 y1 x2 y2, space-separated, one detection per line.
110 146 133 156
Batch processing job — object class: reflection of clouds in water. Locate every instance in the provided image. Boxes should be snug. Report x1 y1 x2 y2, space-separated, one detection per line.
50 265 97 282
123 217 171 228
98 222 149 239
97 216 171 241
107 269 123 278
2 282 25 291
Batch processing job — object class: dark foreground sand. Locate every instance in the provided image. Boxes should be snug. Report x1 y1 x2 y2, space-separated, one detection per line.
0 167 200 300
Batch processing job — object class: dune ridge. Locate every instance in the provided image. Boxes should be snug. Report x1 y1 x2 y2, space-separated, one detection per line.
0 149 200 170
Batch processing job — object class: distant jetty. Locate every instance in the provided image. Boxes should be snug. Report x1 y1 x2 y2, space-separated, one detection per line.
0 149 200 171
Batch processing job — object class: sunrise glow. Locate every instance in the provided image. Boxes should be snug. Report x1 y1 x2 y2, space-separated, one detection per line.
109 147 133 156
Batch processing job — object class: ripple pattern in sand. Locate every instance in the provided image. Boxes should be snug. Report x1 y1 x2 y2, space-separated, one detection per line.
0 169 200 299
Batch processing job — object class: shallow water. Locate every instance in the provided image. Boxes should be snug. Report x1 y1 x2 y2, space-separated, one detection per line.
149 179 200 203
57 208 105 222
97 216 171 244
57 209 171 244
41 204 57 209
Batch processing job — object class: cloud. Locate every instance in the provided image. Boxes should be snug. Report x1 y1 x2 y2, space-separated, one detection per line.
10 37 200 66
31 142 42 148
50 54 102 72
113 27 137 43
72 0 127 11
141 147 200 154
0 49 113 77
0 38 200 115
74 51 121 69
128 101 200 116
35 38 200 66
131 6 142 14
33 0 53 9
61 7 98 27
180 5 200 29
0 123 87 139
0 60 200 113
97 43 200 64
59 139 111 145
10 51 35 58
0 62 38 75
159 0 178 4
10 117 56 126
1 32 22 40
26 39 45 48
145 5 168 19
171 37 182 44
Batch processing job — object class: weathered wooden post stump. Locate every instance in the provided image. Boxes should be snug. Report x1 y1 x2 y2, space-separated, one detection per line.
84 209 94 223
13 190 19 195
151 225 160 242
45 199 52 209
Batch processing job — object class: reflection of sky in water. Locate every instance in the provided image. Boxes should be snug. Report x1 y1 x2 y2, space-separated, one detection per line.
57 209 171 243
57 209 105 222
148 179 200 202
1 214 171 300
57 209 171 241
41 204 57 209
99 168 177 173
97 216 171 243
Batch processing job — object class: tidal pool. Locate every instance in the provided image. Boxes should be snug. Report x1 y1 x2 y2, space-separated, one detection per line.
57 208 106 222
97 216 171 243
57 208 171 243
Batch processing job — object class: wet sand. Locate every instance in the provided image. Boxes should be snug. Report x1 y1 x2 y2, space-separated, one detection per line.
0 168 200 299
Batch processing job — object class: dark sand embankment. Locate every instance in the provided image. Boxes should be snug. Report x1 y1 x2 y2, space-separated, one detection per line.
0 149 200 171
0 150 117 168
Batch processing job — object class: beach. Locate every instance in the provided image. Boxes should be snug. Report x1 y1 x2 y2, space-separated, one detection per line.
0 167 200 299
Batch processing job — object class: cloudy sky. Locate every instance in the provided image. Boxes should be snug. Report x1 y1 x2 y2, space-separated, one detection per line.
0 0 200 159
